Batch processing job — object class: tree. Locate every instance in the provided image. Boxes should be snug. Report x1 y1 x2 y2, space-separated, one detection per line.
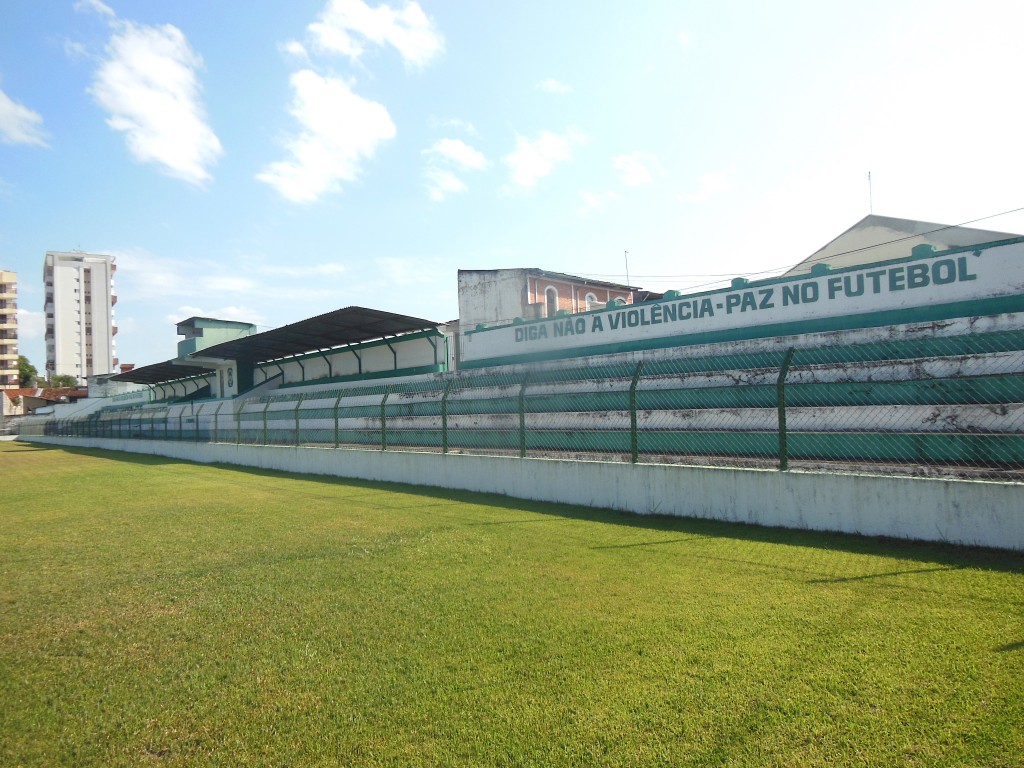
18 355 37 387
49 374 79 388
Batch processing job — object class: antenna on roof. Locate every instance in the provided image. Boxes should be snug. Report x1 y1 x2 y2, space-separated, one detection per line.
624 250 631 288
868 171 873 214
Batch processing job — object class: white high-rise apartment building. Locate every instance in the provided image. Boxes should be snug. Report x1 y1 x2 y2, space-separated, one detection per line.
0 269 17 388
44 251 117 383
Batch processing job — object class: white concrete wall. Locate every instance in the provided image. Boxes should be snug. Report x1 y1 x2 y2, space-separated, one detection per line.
254 335 441 387
22 435 1024 552
458 270 530 331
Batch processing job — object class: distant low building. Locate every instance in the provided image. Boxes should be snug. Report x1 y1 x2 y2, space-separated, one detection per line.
458 268 638 332
4 386 88 415
453 268 642 368
784 215 1020 276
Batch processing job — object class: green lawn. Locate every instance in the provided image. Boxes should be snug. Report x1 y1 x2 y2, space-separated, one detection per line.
1 441 1022 767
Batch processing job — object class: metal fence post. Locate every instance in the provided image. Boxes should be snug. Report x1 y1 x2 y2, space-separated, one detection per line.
262 400 271 445
294 394 305 446
630 360 645 464
212 402 222 443
380 387 391 450
333 391 343 448
441 382 452 454
777 347 797 471
518 372 530 458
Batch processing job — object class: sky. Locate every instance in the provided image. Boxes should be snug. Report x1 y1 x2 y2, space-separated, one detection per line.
3 0 1024 371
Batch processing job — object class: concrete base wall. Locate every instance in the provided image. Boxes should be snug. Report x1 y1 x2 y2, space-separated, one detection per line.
21 436 1024 552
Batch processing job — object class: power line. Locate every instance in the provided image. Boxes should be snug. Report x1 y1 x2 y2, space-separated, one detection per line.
793 205 1024 270
574 205 1024 291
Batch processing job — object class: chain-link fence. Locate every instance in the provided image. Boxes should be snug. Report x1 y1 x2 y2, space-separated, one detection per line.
27 330 1024 479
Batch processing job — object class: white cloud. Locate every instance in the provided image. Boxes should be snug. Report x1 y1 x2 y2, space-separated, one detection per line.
434 117 479 136
74 0 115 18
423 166 466 201
113 247 195 299
421 138 486 201
114 247 346 305
16 308 45 340
167 307 202 323
259 262 348 277
685 170 732 203
0 85 48 147
503 129 585 188
308 0 444 69
115 249 252 297
376 256 441 287
537 78 570 95
204 276 259 294
280 39 311 64
613 152 661 186
89 20 223 185
257 69 396 203
424 138 486 170
63 39 90 61
577 189 622 218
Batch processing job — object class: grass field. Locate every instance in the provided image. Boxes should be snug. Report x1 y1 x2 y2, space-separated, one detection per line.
1 441 1022 767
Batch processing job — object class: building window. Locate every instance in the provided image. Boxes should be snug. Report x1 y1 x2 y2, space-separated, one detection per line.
545 287 558 317
585 292 598 311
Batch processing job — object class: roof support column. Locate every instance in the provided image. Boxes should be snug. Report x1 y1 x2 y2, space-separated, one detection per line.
383 337 397 371
316 349 334 378
425 335 439 366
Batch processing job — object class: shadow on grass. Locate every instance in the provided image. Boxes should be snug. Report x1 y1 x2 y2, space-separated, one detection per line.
591 537 705 550
996 641 1024 652
15 442 191 466
22 441 1024 575
807 566 963 583
2 442 57 452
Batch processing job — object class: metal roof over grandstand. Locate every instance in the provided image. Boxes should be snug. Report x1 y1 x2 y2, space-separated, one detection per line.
196 306 438 363
110 360 219 385
110 306 439 385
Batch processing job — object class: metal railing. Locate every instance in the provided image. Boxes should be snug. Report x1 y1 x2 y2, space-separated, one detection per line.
26 331 1024 479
